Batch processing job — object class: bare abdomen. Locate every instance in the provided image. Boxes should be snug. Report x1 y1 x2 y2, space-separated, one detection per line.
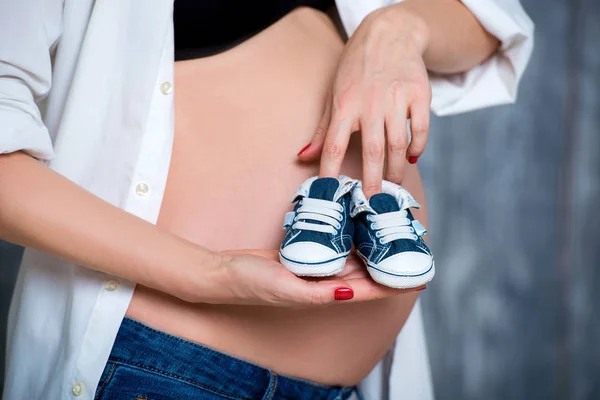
127 8 424 386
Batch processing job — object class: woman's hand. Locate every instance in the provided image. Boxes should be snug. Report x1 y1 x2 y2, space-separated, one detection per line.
298 5 432 199
181 249 422 307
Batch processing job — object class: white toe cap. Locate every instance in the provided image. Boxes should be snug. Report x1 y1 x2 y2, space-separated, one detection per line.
280 242 339 263
374 252 433 275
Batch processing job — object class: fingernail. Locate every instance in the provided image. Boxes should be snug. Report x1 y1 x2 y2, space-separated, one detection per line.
334 287 354 301
417 286 427 291
408 156 419 164
297 143 311 156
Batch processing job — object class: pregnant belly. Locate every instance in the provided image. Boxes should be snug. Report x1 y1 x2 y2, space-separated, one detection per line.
127 8 424 386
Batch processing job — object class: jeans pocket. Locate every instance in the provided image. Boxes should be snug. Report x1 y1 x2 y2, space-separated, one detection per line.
94 363 237 400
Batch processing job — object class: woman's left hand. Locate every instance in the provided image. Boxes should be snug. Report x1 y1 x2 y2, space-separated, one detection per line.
298 5 432 199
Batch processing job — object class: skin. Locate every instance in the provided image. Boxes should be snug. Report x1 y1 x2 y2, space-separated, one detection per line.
0 151 385 307
126 5 494 385
0 1 498 305
299 0 499 198
0 0 499 387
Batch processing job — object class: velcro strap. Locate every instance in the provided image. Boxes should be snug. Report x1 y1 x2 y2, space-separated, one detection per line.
283 212 295 229
411 220 427 237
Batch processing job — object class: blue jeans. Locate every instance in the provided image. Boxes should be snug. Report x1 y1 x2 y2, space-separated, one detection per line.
95 317 361 400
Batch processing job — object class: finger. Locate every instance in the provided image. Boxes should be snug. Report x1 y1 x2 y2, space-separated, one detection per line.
319 114 355 179
361 116 385 198
384 102 409 185
270 274 423 306
284 278 356 306
297 91 332 161
342 277 423 302
269 266 424 306
406 99 430 164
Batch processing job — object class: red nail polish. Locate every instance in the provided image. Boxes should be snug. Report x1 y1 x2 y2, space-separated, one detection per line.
408 156 419 164
297 143 311 156
334 287 354 301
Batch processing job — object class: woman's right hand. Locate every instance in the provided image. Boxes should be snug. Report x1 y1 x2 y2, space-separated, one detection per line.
180 249 423 307
0 153 421 308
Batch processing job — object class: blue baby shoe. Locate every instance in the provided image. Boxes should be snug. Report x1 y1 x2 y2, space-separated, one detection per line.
351 180 434 288
280 176 357 276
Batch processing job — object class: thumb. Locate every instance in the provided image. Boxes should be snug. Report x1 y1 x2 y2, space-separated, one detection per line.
297 91 332 161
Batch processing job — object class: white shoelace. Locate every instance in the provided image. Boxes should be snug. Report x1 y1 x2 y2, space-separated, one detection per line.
292 198 344 234
368 210 418 244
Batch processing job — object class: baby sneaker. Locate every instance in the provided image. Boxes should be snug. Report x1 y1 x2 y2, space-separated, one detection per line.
279 176 357 277
351 180 435 289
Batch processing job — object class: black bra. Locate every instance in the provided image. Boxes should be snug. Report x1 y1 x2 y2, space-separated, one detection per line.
174 0 335 61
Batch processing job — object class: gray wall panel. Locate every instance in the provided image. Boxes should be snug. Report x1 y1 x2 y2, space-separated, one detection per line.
1 0 598 398
420 0 600 399
566 0 600 398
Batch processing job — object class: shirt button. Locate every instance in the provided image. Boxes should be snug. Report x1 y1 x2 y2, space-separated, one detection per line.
135 183 149 196
160 81 173 95
105 280 119 291
72 382 84 396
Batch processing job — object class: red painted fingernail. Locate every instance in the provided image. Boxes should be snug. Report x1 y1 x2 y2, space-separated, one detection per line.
297 143 311 156
417 286 427 291
408 156 419 164
334 287 354 301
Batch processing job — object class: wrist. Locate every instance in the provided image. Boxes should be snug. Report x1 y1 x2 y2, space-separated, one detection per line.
366 4 430 56
156 235 225 303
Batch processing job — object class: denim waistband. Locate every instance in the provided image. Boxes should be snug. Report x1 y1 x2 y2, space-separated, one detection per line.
108 317 358 400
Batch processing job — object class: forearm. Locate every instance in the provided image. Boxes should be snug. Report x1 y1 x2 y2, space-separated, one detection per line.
380 0 500 74
0 152 219 300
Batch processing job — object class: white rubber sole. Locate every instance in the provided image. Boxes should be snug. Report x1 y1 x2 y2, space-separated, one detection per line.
279 254 347 277
367 262 435 289
358 252 435 289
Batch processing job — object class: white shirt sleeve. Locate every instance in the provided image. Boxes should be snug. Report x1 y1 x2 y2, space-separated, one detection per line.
0 0 63 161
335 0 535 116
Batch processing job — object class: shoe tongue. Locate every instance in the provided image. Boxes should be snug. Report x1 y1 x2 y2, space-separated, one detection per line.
308 177 340 201
369 193 400 214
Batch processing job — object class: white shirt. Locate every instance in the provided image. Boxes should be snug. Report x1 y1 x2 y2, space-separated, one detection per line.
0 0 533 399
